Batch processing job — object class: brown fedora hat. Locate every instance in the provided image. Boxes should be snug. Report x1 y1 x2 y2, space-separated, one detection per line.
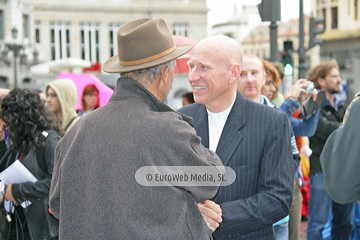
103 18 193 73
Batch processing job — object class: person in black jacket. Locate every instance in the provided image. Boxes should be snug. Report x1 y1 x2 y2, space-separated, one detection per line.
306 60 353 240
0 88 61 240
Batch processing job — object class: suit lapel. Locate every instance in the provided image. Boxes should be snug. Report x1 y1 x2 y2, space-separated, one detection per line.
191 105 209 149
215 92 246 166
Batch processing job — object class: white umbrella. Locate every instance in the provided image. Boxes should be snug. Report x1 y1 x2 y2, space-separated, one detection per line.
30 58 92 75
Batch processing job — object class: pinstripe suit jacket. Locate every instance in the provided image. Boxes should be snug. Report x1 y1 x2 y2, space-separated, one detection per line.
178 91 294 240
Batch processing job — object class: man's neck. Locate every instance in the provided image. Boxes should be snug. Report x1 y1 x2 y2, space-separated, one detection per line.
206 92 236 113
249 95 261 104
324 90 336 108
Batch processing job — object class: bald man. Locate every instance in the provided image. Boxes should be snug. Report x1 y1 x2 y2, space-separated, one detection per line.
178 36 293 239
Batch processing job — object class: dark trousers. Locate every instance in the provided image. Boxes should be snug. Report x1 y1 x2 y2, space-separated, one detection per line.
307 173 353 240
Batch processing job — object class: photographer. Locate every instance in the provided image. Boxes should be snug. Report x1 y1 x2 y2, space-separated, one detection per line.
279 79 320 137
307 60 353 240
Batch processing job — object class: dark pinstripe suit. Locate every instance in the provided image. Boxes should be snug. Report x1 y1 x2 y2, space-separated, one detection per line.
178 91 294 240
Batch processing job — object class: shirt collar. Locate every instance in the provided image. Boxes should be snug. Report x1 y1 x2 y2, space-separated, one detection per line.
207 96 236 117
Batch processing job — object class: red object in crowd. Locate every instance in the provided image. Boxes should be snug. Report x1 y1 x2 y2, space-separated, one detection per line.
301 177 311 217
172 35 198 74
83 62 101 73
56 73 113 111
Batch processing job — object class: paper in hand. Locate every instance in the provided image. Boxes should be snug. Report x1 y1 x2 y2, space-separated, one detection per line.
0 160 38 211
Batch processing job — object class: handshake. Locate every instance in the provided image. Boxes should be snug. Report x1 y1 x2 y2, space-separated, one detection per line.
198 200 223 232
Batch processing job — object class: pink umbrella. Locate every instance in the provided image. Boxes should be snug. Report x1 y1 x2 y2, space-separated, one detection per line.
56 73 114 111
172 35 198 74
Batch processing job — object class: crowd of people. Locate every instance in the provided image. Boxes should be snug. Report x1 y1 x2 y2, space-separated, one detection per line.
0 17 358 240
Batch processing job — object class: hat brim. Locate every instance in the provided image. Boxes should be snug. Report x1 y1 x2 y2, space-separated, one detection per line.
103 44 193 73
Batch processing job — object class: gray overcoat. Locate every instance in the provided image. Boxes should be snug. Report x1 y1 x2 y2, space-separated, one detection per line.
49 77 223 240
320 97 360 204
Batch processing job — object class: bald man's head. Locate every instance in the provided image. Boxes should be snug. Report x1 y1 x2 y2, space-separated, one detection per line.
187 35 242 112
195 35 243 66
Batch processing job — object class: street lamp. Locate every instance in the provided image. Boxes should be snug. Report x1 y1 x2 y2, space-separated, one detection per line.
5 27 24 88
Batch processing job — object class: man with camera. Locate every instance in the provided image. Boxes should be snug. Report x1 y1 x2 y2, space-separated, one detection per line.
306 60 353 240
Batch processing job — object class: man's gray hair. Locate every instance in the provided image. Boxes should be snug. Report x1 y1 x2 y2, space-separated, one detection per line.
120 60 175 86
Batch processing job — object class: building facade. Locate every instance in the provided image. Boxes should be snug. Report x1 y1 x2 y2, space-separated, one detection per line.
312 0 360 99
0 0 37 89
0 0 207 102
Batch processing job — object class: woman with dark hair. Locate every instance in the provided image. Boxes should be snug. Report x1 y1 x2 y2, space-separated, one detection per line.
78 84 99 116
0 88 61 240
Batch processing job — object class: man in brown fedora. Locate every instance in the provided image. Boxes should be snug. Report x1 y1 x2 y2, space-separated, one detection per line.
49 18 224 239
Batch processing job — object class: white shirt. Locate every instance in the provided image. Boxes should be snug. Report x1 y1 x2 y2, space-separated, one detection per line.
207 98 236 152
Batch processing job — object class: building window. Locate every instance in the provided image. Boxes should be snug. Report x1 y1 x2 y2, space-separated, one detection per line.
80 22 100 63
173 23 188 37
23 14 29 39
109 22 123 57
50 21 71 60
322 8 327 29
355 0 358 20
331 7 338 29
35 20 41 43
0 11 3 40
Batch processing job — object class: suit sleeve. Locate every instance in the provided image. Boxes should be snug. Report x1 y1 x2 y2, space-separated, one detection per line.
213 112 294 238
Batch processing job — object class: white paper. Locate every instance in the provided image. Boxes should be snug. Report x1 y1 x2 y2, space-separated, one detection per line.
0 160 38 211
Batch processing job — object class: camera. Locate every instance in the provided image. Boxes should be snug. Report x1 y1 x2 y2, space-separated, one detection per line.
302 81 315 93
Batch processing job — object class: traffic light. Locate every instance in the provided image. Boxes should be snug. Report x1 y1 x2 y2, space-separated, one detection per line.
282 52 293 76
257 0 281 22
309 17 325 49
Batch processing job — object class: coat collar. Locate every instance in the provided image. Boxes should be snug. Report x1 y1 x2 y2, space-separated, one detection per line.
110 77 193 123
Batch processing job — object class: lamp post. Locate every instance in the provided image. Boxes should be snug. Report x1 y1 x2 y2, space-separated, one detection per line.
5 27 24 88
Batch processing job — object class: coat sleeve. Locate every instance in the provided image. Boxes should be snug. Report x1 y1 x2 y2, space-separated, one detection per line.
315 109 342 142
11 132 60 203
49 140 63 219
213 111 294 238
160 114 225 203
279 98 320 137
321 99 360 204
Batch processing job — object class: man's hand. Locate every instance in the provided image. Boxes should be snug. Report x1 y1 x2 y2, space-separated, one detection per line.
290 79 311 100
198 200 222 232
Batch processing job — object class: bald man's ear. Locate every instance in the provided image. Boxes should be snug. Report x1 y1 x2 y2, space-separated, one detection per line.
229 64 241 84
